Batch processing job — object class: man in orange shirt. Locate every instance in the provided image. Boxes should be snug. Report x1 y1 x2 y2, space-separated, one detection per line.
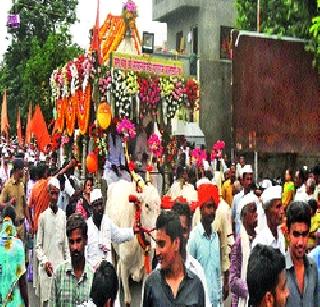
28 163 50 296
29 164 50 233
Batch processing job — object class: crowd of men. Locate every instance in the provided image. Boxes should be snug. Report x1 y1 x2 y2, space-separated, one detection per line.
0 139 319 306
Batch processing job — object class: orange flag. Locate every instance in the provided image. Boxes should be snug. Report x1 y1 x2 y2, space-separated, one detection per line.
16 107 23 146
25 102 33 145
1 90 9 138
31 105 51 151
92 0 101 64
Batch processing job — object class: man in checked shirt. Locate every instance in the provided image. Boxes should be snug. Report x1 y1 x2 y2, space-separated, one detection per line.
50 213 94 307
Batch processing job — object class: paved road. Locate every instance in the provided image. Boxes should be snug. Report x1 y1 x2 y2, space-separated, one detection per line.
28 282 39 307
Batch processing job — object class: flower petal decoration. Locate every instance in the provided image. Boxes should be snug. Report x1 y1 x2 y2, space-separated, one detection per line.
116 118 136 141
213 140 225 151
147 134 163 158
211 140 225 160
192 148 207 167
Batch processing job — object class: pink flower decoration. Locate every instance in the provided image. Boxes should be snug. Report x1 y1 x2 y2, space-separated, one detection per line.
138 77 161 109
211 140 225 160
192 148 207 167
213 140 225 151
148 134 163 158
123 0 137 13
75 201 88 220
61 135 70 145
116 118 136 141
211 151 217 161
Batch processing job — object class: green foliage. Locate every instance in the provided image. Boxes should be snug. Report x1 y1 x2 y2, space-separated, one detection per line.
235 0 319 72
22 30 81 120
307 0 320 71
235 0 258 31
236 0 315 38
0 0 82 132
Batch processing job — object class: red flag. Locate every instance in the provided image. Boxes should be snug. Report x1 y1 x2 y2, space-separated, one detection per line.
16 107 23 146
31 105 51 151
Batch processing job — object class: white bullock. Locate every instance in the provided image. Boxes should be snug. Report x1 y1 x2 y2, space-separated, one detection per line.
106 180 161 306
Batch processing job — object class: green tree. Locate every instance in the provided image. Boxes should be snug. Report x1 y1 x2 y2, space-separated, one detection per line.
307 0 320 72
0 0 82 131
236 0 316 37
22 29 81 121
235 0 319 71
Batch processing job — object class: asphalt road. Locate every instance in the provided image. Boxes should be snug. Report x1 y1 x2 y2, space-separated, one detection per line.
28 282 39 307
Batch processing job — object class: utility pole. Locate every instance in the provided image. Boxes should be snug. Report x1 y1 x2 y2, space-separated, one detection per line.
257 0 261 32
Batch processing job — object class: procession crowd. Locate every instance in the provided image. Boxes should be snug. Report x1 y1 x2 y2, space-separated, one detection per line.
0 138 319 307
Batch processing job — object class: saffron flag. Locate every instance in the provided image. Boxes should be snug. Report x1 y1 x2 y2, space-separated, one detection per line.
16 107 23 146
91 0 101 64
1 90 9 138
31 105 51 151
25 102 33 145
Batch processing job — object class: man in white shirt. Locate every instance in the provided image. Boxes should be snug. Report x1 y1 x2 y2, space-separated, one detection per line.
36 177 69 307
253 185 286 254
232 165 258 235
196 170 214 189
56 174 74 212
294 168 307 202
86 189 135 270
0 153 11 185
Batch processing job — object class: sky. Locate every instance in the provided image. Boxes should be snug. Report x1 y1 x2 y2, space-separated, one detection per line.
0 0 167 61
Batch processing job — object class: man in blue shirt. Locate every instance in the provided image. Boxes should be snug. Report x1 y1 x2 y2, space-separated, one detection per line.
309 230 320 285
189 183 222 306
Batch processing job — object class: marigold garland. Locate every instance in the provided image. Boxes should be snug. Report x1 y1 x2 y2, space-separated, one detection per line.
78 85 91 135
65 95 76 136
54 97 66 133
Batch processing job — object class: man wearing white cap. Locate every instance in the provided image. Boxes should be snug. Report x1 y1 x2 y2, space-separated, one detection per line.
230 192 258 307
253 185 285 255
36 177 69 307
232 165 258 235
87 189 135 270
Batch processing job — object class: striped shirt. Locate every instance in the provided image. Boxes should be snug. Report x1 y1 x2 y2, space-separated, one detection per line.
50 260 94 307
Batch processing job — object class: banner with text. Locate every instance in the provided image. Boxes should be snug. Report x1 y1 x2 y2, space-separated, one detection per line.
112 52 184 76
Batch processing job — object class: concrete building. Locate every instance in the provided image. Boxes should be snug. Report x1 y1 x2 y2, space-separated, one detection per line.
153 0 236 149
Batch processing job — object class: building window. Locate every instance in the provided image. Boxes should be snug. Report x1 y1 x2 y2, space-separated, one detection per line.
192 26 198 55
176 30 184 53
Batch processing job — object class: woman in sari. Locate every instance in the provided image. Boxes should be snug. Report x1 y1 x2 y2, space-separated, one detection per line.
0 205 28 306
